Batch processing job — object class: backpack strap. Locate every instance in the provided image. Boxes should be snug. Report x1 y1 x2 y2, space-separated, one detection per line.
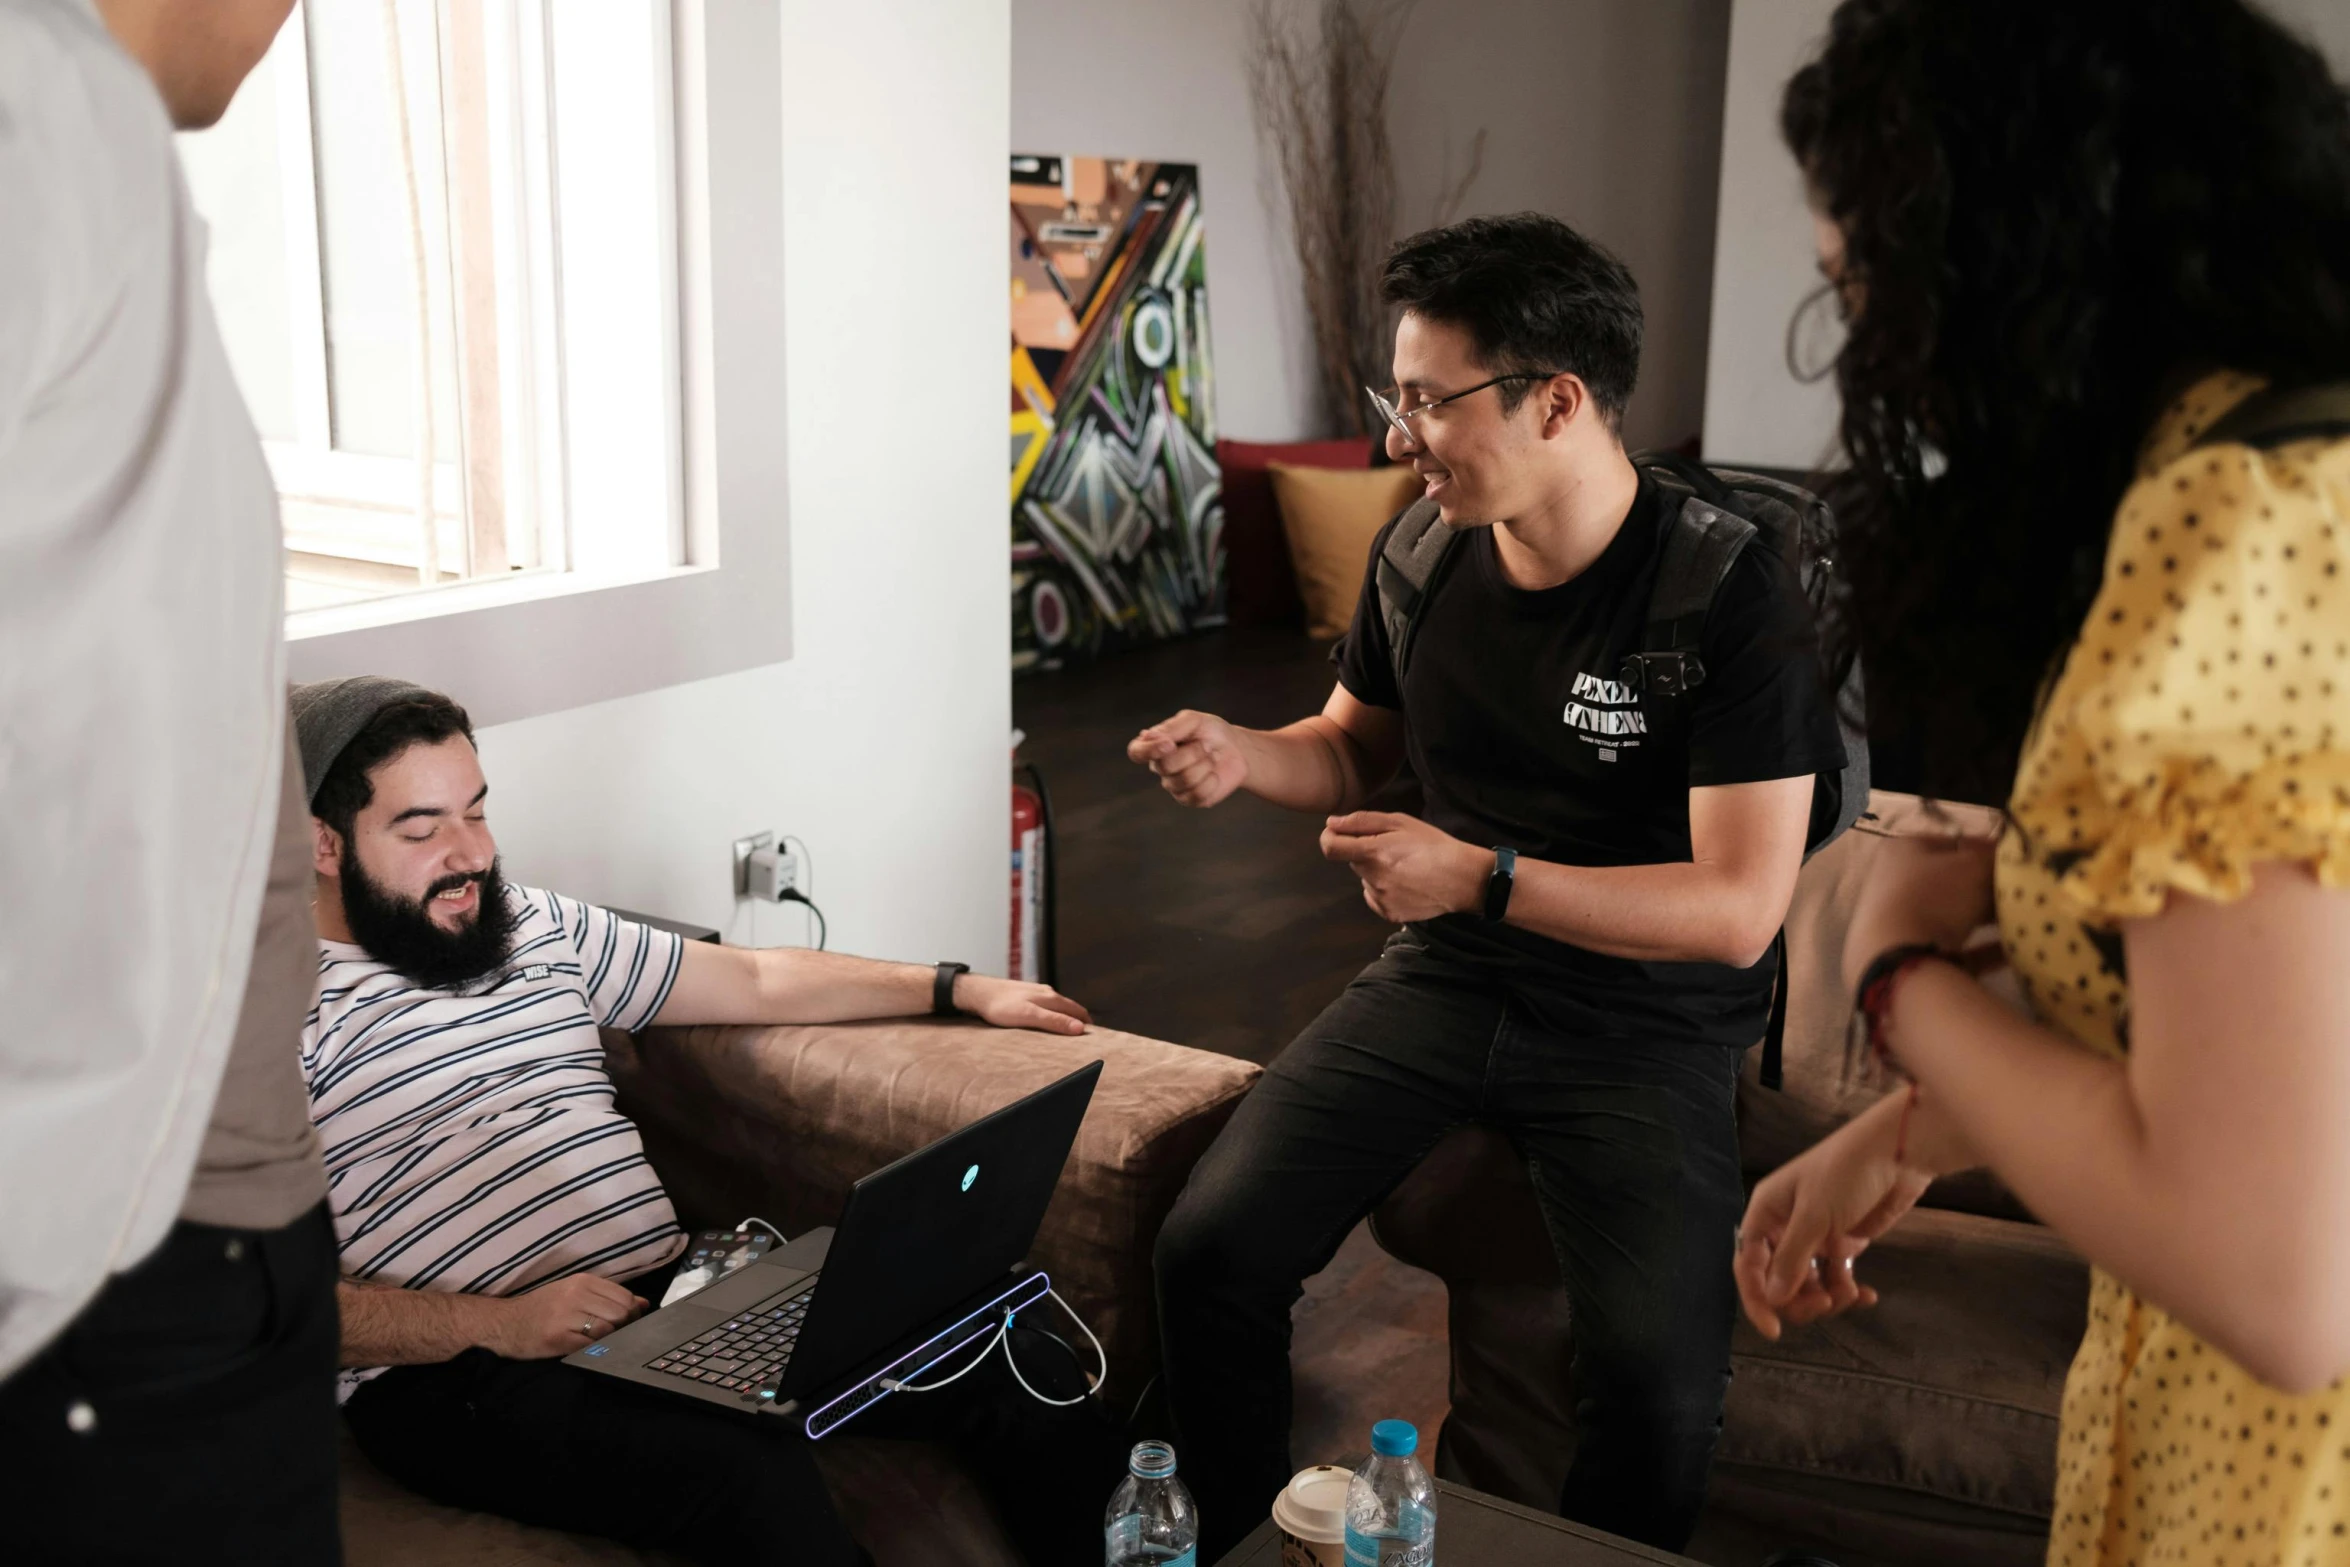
2190 380 2350 452
1374 497 1462 691
1620 495 1755 698
1759 926 1790 1091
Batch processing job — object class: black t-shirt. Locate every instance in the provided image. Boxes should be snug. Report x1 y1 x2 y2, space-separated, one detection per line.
1334 472 1848 1047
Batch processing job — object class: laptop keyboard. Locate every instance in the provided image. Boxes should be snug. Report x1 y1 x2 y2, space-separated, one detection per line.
649 1284 815 1394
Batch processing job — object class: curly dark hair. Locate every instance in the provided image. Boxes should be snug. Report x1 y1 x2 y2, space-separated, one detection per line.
313 694 476 840
1784 0 2350 803
1382 212 1643 424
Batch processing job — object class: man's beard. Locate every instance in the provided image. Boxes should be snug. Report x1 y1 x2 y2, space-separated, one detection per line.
340 846 518 991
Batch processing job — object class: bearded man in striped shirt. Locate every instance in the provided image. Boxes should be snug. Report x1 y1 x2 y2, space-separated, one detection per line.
290 678 1115 1567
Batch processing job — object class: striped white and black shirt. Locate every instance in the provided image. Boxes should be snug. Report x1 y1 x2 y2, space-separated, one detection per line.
303 886 689 1394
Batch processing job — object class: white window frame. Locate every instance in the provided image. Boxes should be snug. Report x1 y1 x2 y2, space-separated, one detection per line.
284 0 791 728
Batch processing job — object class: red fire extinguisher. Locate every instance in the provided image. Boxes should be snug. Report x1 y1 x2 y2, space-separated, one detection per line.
1009 741 1057 986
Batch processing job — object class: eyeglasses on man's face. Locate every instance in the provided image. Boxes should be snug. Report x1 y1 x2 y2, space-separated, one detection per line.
1364 373 1563 445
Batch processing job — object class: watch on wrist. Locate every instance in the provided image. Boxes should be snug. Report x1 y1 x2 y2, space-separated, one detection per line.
933 961 971 1017
1482 846 1518 923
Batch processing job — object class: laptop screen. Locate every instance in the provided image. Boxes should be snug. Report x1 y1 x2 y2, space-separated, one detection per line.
781 1060 1099 1396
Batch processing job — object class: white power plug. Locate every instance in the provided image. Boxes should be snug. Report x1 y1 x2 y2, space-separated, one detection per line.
744 843 800 903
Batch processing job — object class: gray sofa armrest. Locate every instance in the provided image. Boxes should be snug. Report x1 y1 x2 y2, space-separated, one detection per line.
602 1017 1259 1405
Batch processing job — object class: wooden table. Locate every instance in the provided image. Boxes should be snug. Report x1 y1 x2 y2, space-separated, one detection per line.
1212 1480 1703 1565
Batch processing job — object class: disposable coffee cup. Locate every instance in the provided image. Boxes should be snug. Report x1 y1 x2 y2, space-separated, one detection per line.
1271 1464 1352 1567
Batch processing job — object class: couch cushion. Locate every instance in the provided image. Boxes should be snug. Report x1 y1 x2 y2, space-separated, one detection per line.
1420 1208 2085 1558
1716 1206 2087 1522
607 1019 1259 1403
1218 436 1373 627
1268 463 1426 639
1744 791 2033 1223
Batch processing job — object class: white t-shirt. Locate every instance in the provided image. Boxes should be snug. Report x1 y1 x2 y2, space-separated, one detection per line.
304 886 690 1392
0 0 287 1376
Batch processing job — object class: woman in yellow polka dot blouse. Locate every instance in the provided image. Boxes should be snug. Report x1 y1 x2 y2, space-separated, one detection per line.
1729 4 2350 1565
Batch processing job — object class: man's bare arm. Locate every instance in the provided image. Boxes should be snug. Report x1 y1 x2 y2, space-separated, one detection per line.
652 942 1092 1033
337 1279 506 1367
337 1272 651 1367
1320 775 1816 968
1128 683 1407 815
1499 775 1817 966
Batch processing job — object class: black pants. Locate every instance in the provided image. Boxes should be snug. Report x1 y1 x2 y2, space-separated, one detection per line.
1154 947 1745 1558
0 1201 343 1566
341 1318 1123 1567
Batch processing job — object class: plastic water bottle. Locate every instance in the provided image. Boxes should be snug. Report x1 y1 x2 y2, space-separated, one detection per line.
1344 1420 1437 1565
1105 1440 1199 1566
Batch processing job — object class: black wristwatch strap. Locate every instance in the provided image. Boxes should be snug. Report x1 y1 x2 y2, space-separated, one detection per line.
933 961 970 1017
1483 847 1518 923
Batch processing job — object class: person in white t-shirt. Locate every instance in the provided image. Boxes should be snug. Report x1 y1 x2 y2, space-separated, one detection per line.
0 3 349 1563
289 678 1117 1567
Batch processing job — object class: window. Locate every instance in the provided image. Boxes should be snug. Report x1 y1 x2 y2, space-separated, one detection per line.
176 0 682 618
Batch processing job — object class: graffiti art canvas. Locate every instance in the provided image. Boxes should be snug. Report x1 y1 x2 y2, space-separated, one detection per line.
1010 155 1223 670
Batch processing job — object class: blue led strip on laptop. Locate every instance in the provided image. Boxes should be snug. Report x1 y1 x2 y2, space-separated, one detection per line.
790 1270 1053 1440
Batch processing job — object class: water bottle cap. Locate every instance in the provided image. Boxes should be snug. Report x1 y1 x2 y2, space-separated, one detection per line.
1128 1440 1178 1480
1370 1419 1418 1458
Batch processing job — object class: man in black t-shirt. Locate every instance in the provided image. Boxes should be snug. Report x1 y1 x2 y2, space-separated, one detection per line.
1130 215 1846 1557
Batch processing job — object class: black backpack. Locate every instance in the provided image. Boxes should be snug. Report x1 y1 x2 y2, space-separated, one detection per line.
1372 452 1869 1089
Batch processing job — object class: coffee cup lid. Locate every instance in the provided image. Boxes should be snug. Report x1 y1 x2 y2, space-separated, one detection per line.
1271 1465 1353 1542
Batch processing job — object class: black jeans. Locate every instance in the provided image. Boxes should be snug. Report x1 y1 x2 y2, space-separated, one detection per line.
1154 946 1745 1558
0 1201 343 1566
341 1320 1123 1567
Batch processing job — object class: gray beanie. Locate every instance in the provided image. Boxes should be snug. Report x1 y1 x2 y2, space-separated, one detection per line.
290 677 441 809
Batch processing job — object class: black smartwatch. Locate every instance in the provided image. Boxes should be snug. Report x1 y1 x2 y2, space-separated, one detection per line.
932 961 970 1017
1482 847 1518 923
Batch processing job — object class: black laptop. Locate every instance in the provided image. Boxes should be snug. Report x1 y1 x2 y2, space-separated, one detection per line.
568 1061 1100 1439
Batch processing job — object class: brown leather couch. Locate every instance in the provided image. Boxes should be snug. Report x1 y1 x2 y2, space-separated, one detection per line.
338 1015 1260 1567
1369 793 2090 1567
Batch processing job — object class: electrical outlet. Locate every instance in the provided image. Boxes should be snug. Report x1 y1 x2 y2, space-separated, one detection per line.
732 831 774 898
746 843 800 902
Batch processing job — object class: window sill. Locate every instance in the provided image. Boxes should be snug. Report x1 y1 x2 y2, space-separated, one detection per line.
284 545 785 728
287 560 705 641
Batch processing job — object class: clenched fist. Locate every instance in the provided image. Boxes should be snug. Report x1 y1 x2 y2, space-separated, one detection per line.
1128 710 1252 808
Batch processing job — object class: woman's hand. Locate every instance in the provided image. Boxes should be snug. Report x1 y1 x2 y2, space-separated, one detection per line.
1840 829 1998 996
1734 1090 1939 1339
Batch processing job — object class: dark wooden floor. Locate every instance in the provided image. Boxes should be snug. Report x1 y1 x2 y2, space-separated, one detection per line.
1014 627 1451 1472
1014 625 1397 1065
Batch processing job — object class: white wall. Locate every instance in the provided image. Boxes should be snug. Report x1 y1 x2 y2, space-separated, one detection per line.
1010 0 1731 449
1701 0 2350 472
1698 0 1840 471
1386 0 1732 452
470 0 1014 971
1010 0 1321 441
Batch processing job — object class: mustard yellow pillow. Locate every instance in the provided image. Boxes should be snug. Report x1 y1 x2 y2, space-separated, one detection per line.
1267 462 1427 639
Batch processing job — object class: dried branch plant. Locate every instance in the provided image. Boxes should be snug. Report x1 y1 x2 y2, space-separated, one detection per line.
1429 125 1489 228
1248 0 1417 437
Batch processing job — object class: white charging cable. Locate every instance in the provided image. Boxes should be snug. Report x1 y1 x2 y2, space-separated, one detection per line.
884 1318 1011 1394
1002 1287 1108 1407
722 1217 1105 1409
879 1286 1107 1408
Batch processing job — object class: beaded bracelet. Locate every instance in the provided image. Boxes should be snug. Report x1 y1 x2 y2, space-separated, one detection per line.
1854 942 1947 1070
1848 941 2006 1162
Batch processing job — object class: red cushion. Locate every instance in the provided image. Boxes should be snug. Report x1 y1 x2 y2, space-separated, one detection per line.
1218 437 1374 629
